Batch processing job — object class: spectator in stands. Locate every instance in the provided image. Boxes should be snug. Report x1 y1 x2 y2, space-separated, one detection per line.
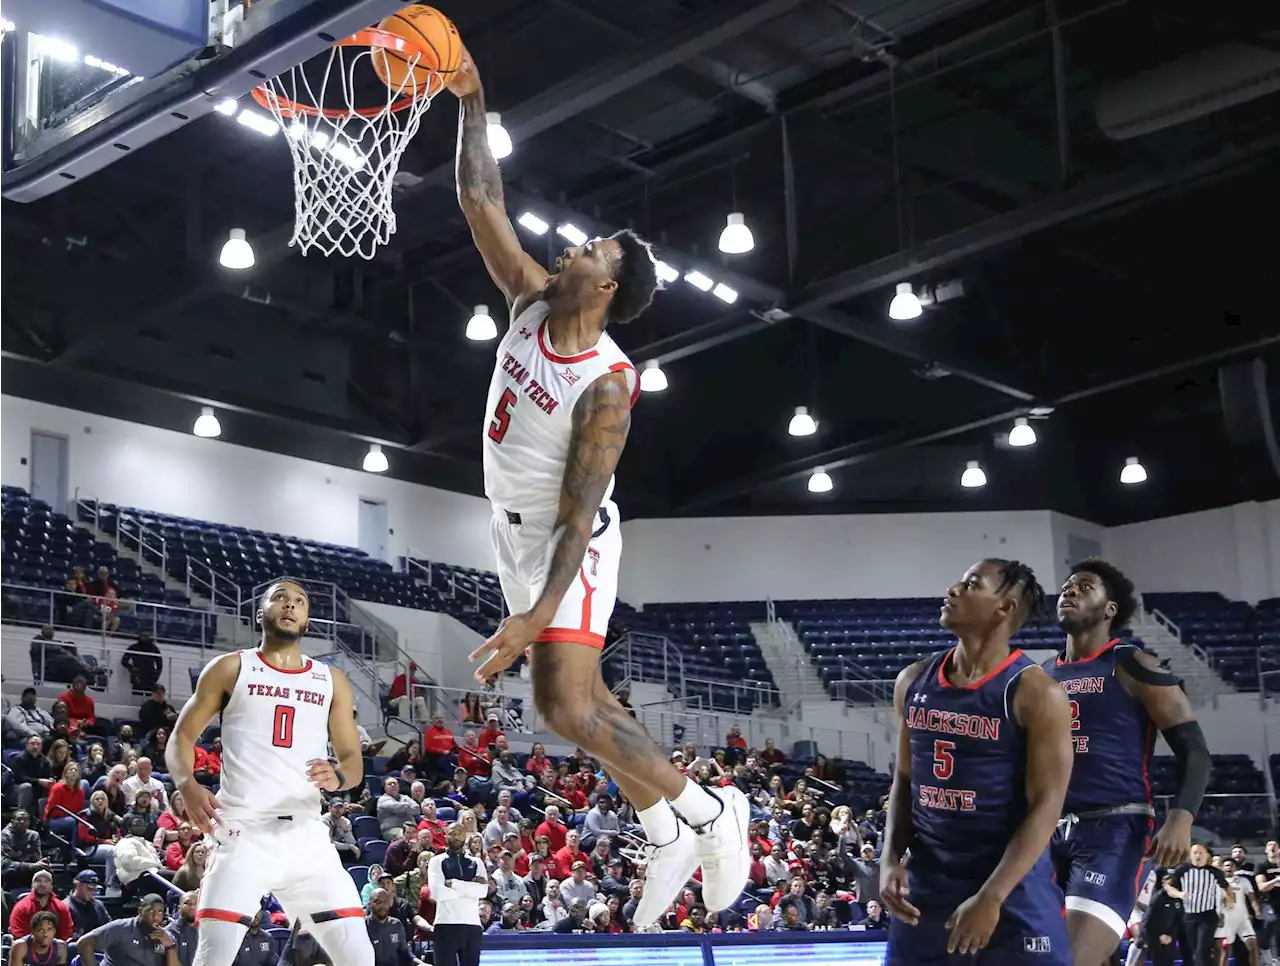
66 869 111 937
587 837 613 879
44 760 85 832
477 712 504 750
9 910 68 966
124 757 167 809
387 740 422 775
58 674 98 735
171 841 206 892
490 751 528 797
76 893 177 966
156 790 191 845
78 742 108 785
725 726 747 761
79 789 121 887
535 804 568 853
10 869 73 940
760 738 785 768
123 634 165 696
559 861 597 908
367 888 428 966
10 734 53 812
137 683 176 735
851 842 879 908
747 843 767 888
30 625 85 687
191 741 218 786
114 814 168 898
552 830 585 881
162 823 196 870
492 850 526 907
774 877 816 926
599 855 628 898
94 763 129 815
389 663 431 724
423 712 456 775
552 898 591 934
456 732 490 780
124 787 161 842
111 724 138 763
323 798 360 865
165 891 200 966
485 901 522 935
7 687 54 740
386 827 433 878
58 575 88 626
524 743 550 777
1 810 48 888
233 910 276 966
377 777 420 841
856 898 888 930
140 727 169 765
416 799 447 852
540 880 569 927
558 775 589 815
481 805 518 848
360 865 385 907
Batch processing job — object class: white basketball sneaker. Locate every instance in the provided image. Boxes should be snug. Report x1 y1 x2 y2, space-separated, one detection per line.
627 821 699 929
690 785 752 912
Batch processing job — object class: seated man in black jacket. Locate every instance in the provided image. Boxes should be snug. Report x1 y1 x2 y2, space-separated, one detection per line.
123 634 165 696
138 684 177 736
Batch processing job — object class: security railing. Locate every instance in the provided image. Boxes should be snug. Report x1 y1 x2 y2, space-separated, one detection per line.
1153 792 1276 837
183 555 244 613
403 550 506 623
601 631 686 696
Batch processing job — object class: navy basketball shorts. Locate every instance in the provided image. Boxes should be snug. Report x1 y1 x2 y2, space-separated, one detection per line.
1051 812 1152 938
888 876 1070 966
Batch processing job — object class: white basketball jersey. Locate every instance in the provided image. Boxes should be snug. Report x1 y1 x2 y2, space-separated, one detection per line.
482 301 638 519
216 648 334 818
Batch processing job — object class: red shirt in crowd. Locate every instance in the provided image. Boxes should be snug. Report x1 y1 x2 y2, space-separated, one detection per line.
43 782 85 824
457 742 490 778
59 689 95 727
164 841 189 870
552 845 584 881
760 747 786 766
9 892 73 941
523 753 549 776
726 731 747 751
477 724 504 749
535 819 567 853
424 725 455 756
416 817 448 852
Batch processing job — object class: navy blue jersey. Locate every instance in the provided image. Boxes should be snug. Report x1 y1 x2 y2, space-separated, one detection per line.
904 647 1050 898
1044 640 1154 812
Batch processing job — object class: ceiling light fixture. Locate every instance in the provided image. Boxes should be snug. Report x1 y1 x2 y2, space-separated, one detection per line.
517 212 549 235
718 212 754 254
555 223 588 247
465 305 498 341
711 282 738 304
218 228 254 270
486 112 512 160
639 359 668 393
808 467 833 493
960 460 987 488
788 406 817 437
654 260 679 284
192 407 221 438
888 282 923 321
235 109 279 137
1120 456 1147 485
362 444 389 473
684 271 713 292
1008 417 1036 447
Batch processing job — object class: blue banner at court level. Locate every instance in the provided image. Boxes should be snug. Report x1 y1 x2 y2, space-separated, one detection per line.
478 931 889 966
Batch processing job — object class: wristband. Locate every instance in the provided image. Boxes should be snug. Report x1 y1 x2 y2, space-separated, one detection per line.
333 766 347 790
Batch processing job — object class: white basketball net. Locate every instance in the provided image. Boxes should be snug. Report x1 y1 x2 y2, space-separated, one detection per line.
254 43 440 259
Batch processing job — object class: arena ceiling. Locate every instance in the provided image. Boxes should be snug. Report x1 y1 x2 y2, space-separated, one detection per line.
4 0 1280 526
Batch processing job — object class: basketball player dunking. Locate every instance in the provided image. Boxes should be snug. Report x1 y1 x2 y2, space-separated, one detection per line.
167 580 375 966
1047 559 1210 966
444 52 750 927
882 559 1074 965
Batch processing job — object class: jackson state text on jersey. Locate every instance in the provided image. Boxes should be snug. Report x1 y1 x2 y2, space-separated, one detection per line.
1044 640 1154 812
482 301 638 521
905 648 1041 883
216 649 334 818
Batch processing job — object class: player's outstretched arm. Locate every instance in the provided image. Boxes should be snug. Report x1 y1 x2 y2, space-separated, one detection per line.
167 651 240 834
879 660 925 925
448 50 546 312
470 371 632 680
310 668 364 793
1116 648 1208 867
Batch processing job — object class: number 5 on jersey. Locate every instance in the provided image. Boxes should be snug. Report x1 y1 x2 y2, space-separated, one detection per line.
489 389 517 443
933 740 955 780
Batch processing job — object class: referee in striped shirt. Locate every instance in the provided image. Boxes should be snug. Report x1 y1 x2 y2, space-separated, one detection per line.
1167 843 1232 966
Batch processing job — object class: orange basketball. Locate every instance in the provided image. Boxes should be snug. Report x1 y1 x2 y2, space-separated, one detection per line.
371 4 461 97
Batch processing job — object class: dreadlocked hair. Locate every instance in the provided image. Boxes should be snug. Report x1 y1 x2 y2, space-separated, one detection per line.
606 229 660 324
1069 557 1137 630
983 558 1046 633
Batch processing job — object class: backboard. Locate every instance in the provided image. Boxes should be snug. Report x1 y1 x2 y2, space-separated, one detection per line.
1 0 410 202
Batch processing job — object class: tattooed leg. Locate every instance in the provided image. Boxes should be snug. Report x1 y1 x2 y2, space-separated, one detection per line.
530 640 685 808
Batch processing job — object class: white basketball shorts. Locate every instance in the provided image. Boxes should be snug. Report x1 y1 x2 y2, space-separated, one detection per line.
196 812 364 926
1215 908 1256 944
489 500 621 649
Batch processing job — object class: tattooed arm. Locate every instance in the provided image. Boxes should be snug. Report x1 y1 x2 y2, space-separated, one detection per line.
469 371 632 681
450 54 546 312
529 371 631 628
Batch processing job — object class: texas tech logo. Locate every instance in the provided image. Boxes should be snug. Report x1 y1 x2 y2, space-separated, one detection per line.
586 548 600 576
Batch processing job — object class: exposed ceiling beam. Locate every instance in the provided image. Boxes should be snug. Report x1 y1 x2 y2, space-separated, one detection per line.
789 131 1280 316
682 331 1280 508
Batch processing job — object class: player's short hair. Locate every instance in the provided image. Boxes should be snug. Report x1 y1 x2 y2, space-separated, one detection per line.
260 577 310 607
30 911 59 931
1068 557 1137 631
606 229 660 325
983 558 1045 633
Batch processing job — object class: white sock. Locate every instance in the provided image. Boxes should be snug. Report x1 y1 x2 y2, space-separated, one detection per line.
671 778 722 827
636 801 679 847
1123 942 1142 966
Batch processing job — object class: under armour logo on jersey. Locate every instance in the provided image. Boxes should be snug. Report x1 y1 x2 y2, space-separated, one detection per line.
912 692 927 704
558 366 581 385
251 664 264 673
518 326 533 340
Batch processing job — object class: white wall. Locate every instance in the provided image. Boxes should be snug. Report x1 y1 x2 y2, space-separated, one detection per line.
619 511 1057 605
1 395 494 572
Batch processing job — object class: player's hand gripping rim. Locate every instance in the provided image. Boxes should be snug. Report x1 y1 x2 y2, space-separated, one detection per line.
469 612 541 684
179 779 222 837
945 890 1002 956
879 863 920 926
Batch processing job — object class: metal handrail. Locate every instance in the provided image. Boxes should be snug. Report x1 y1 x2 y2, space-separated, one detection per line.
404 549 506 622
184 556 243 614
115 511 167 579
602 631 687 697
829 656 895 707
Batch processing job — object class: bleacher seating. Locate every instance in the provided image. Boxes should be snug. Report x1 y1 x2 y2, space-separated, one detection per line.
1144 591 1279 691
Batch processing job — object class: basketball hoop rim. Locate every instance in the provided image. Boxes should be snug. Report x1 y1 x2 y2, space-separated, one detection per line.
250 27 442 120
